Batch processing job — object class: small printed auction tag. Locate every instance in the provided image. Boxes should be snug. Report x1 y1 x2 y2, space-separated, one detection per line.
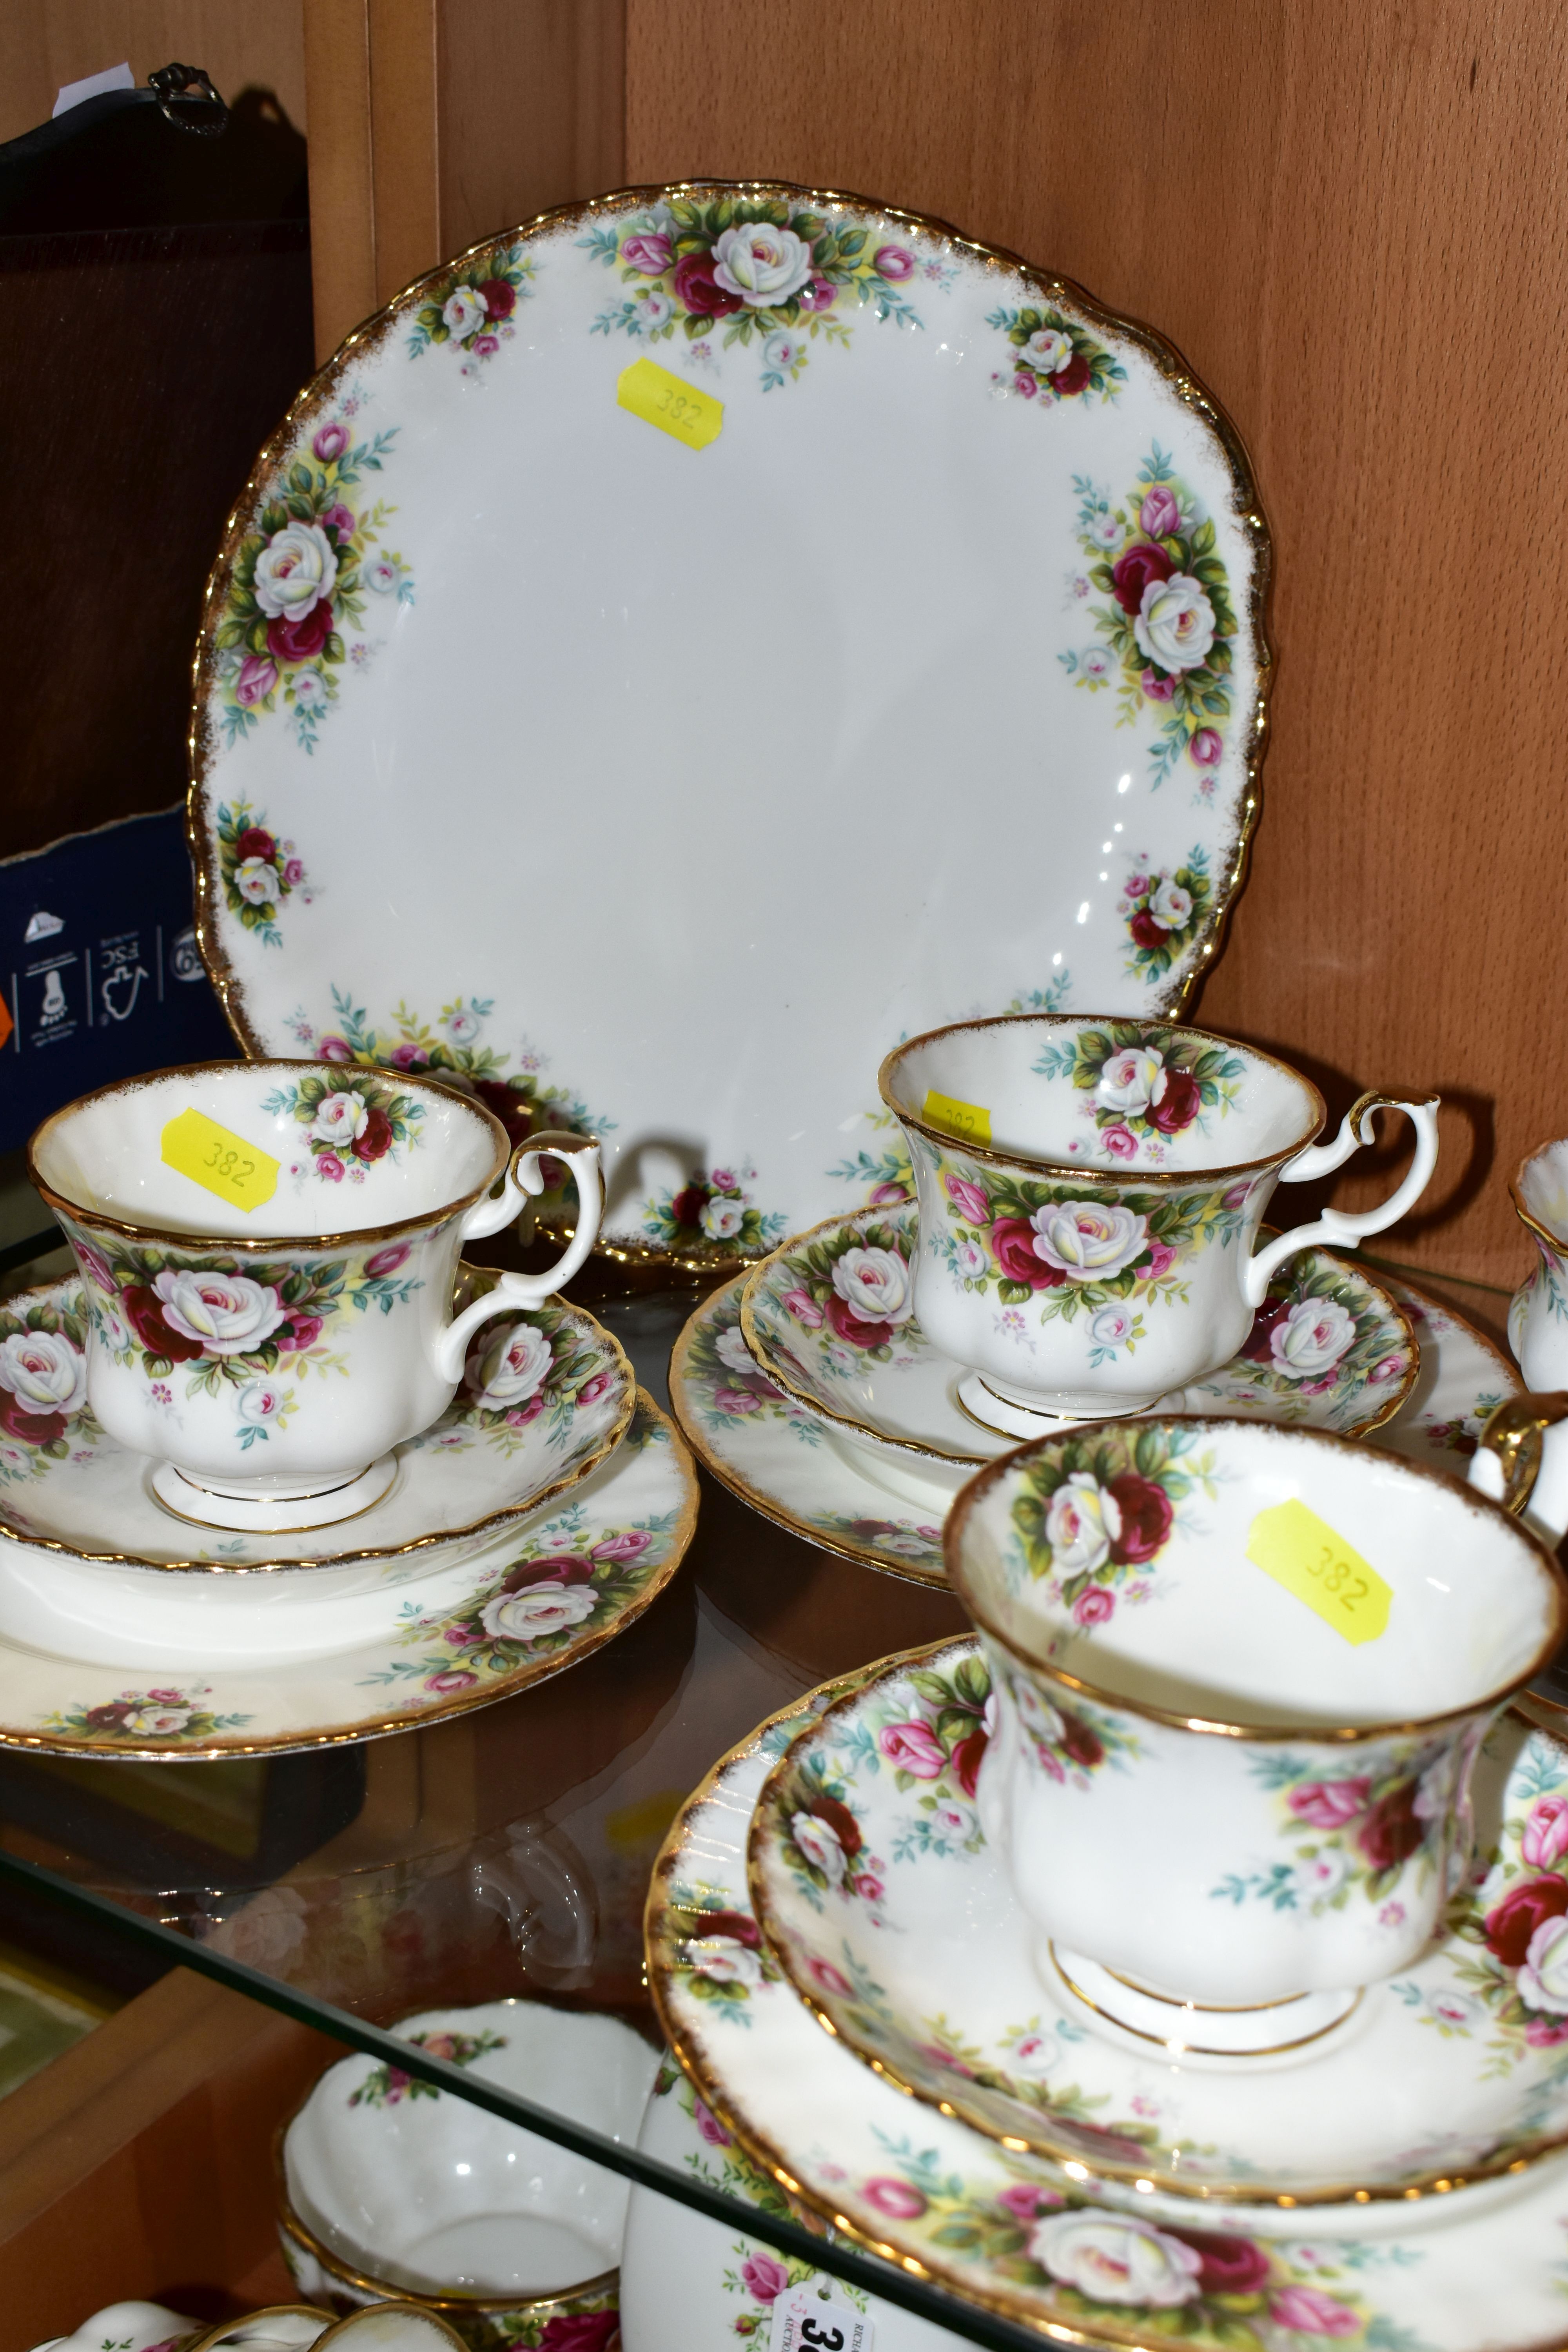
769 2285 873 2352
617 358 724 450
160 1108 279 1213
923 1088 991 1148
1245 1499 1392 1645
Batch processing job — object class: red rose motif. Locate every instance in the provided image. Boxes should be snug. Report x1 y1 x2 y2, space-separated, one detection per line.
1241 1296 1293 1363
83 1702 131 1729
470 1078 532 1146
1111 542 1173 615
810 1795 863 1858
670 1182 710 1230
503 1553 595 1592
1485 1874 1568 1966
672 252 743 318
1105 1470 1174 1564
267 601 334 662
535 2314 619 2352
826 1292 895 1349
1147 1070 1202 1133
353 1107 394 1161
1357 1781 1426 1871
1053 350 1092 396
1129 908 1170 950
1058 1710 1103 1769
951 1727 990 1798
120 1284 205 1363
233 826 276 863
0 1390 65 1445
1168 2228 1271 2292
990 1217 1065 1290
477 276 516 320
695 1908 761 1949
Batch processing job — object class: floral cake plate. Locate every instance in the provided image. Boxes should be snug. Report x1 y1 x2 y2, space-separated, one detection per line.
0 1267 633 1580
740 1202 1417 1468
647 1680 1568 2350
668 1271 1510 1590
0 1393 693 1757
748 1637 1568 2207
189 179 1271 1274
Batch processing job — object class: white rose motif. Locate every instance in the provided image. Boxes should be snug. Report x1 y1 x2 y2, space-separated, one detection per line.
1025 327 1073 373
686 1935 762 1989
1089 1305 1136 1350
1133 573 1216 674
366 557 402 594
764 329 802 371
1014 1676 1067 1752
1096 1047 1167 1118
701 1197 746 1241
152 1271 287 1356
444 1006 481 1044
480 1583 596 1642
711 223 815 307
639 291 674 330
790 1811 847 1887
1425 1987 1483 2030
1269 1298 1357 1381
1030 2212 1202 2306
954 1237 989 1281
291 670 326 709
252 522 338 622
715 1325 758 1380
1045 1471 1122 1575
1293 1848 1350 1906
831 1246 914 1327
443 286 487 339
237 1381 284 1422
93 1304 132 1356
311 1089 368 1146
122 1705 192 1736
1079 647 1113 681
1089 515 1123 550
236 858 280 907
470 1321 553 1410
1148 878 1194 929
0 1330 87 1418
1029 1201 1149 1281
1519 1915 1568 2014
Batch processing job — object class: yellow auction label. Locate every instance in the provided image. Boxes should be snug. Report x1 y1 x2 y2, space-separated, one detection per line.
924 1089 992 1149
617 358 724 450
160 1109 279 1213
1245 1499 1392 1646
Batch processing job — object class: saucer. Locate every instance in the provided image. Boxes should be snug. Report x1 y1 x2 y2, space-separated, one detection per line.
668 1270 1510 1588
0 1393 694 1756
0 1268 633 1572
741 1203 1417 1464
748 1638 1568 2205
647 1679 1568 2350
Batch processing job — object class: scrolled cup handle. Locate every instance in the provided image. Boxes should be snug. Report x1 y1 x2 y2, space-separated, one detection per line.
430 1132 604 1385
1241 1092 1441 1307
1468 1391 1568 1544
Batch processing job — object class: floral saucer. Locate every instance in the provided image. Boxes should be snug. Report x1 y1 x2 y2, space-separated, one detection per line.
749 1637 1568 2204
647 1682 1568 2351
668 1272 1509 1590
741 1204 1417 1469
0 1394 694 1757
0 1268 633 1573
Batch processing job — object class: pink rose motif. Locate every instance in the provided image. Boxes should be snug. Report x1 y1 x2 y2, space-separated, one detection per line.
782 1287 824 1327
1125 873 1149 895
1142 1240 1176 1279
878 1719 947 1778
504 1393 547 1428
283 857 305 886
591 1530 652 1561
1100 1124 1138 1161
808 1956 853 1997
693 2097 732 2147
1368 1354 1405 1383
854 1873 884 1901
443 1622 481 1646
799 276 837 310
146 1688 185 1702
236 654 278 707
1140 485 1181 538
1526 2014 1568 2045
577 1370 615 1405
1073 1586 1115 1628
740 2254 789 2305
1288 1777 1371 1831
313 421 350 462
1140 668 1176 701
944 1174 991 1225
1189 727 1223 767
277 1314 323 1353
474 333 499 357
995 2182 1064 2223
426 1669 479 1693
863 2178 926 2220
318 1033 354 1062
320 501 356 540
710 1168 736 1189
389 1042 430 1069
318 1154 344 1181
1524 1794 1568 1869
622 230 674 274
714 1386 761 1415
875 244 916 280
1223 1182 1252 1210
870 1181 911 1205
1012 368 1038 397
1267 2287 1361 2337
365 1243 412 1277
76 1240 115 1293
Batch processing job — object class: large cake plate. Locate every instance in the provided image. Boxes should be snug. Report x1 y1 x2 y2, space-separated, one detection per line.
190 180 1270 1270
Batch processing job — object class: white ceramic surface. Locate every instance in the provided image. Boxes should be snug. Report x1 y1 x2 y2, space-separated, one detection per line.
190 181 1272 1270
28 1062 601 1525
30 2310 331 2352
947 1417 1564 2011
1510 1137 1568 1393
878 1016 1438 1421
281 2001 657 2309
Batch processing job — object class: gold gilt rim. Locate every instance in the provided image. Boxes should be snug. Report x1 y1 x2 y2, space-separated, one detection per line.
667 1279 950 1591
182 2309 352 2352
1510 1137 1568 1258
654 1653 1568 2241
878 1013 1325 1187
0 1267 636 1574
0 1392 696 1760
946 1415 1568 1744
27 1059 512 1254
185 178 1275 1268
740 1212 1419 1466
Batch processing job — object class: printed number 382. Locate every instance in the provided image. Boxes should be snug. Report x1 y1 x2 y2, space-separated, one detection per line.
798 2325 844 2352
205 1141 256 1187
1308 1544 1369 1613
657 384 704 427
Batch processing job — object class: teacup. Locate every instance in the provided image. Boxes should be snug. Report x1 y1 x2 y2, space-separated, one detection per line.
945 1412 1567 2047
28 1061 602 1531
1510 1138 1568 1390
878 1013 1438 1430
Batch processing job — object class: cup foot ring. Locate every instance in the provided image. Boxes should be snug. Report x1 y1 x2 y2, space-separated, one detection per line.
956 1372 1162 1439
150 1455 399 1533
1049 1945 1362 2058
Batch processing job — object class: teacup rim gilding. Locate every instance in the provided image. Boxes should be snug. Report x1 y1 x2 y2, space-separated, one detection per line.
28 1058 516 1256
944 1414 1568 1746
878 1010 1328 1186
1510 1134 1568 1252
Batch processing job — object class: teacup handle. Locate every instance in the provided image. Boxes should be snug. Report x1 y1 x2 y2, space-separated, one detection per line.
1469 1392 1568 1546
1241 1092 1441 1306
429 1132 604 1385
